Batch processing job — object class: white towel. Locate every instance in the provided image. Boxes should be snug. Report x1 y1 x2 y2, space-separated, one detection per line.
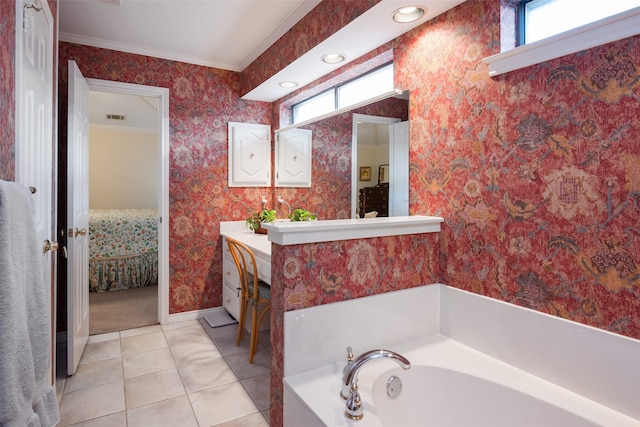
0 180 60 427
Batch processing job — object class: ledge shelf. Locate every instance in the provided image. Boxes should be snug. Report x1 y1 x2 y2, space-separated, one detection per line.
261 215 443 246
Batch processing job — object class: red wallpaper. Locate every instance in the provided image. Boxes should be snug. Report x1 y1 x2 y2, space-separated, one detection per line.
3 0 633 343
395 0 640 339
58 43 274 314
0 0 16 180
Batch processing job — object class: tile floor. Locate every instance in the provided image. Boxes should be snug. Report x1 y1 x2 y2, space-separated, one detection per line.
56 319 271 426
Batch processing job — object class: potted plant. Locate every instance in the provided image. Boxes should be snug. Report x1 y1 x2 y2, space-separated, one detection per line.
246 209 276 234
289 208 317 222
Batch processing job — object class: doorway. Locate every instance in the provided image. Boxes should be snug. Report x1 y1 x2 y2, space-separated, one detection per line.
56 78 169 375
87 90 159 334
350 114 409 218
87 79 169 330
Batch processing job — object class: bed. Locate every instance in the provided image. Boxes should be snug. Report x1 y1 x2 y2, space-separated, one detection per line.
89 209 158 292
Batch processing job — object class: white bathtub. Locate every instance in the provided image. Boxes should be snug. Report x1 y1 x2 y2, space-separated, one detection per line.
283 285 640 427
285 335 638 426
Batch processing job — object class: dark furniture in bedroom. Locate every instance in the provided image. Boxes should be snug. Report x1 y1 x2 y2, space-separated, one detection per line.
359 184 389 218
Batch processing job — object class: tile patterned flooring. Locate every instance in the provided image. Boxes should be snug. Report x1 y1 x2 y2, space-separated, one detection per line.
56 319 271 426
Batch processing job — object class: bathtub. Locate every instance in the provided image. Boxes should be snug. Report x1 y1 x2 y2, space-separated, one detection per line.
283 285 640 426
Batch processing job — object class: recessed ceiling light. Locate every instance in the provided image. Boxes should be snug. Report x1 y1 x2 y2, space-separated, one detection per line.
322 53 346 64
392 6 425 23
279 81 298 88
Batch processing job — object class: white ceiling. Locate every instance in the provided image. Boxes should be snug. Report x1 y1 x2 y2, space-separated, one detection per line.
59 0 321 72
59 0 466 102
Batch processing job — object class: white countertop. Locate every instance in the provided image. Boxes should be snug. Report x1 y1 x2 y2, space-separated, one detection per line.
219 221 272 257
221 215 443 253
262 215 443 245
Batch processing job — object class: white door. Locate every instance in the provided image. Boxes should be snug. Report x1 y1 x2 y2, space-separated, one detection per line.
389 121 409 216
67 61 90 375
15 0 55 381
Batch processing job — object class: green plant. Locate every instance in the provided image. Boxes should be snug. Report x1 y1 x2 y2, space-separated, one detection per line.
289 208 316 222
246 209 276 231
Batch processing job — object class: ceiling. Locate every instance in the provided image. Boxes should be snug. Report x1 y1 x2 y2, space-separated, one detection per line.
59 0 466 103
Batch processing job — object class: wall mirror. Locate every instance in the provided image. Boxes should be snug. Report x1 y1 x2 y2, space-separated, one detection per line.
275 90 409 219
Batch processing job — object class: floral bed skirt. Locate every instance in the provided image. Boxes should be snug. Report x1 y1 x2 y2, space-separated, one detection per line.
89 209 158 292
89 252 158 292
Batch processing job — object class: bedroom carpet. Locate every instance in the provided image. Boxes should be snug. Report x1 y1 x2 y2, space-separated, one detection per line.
89 285 158 335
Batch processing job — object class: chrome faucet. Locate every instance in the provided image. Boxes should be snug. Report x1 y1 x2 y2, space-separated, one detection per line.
342 349 411 421
340 346 355 400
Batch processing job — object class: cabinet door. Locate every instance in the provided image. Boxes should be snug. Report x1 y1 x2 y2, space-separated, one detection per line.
275 128 312 187
223 258 241 320
228 122 271 187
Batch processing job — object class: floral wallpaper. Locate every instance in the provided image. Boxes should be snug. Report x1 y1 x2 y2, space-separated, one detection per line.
58 43 277 314
266 1 640 423
1 0 638 424
0 0 16 181
394 0 640 339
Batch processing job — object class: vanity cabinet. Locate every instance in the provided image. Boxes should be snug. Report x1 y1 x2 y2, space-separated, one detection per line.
228 122 271 187
221 234 271 331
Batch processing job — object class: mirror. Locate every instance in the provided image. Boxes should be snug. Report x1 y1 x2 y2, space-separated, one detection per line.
275 91 409 220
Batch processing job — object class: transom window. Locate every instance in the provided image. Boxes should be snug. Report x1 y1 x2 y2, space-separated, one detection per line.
292 63 394 124
520 0 640 45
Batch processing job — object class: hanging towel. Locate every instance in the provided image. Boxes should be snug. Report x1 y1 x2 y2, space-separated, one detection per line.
0 180 60 427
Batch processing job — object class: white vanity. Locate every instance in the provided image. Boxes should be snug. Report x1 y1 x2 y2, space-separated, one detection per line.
219 221 272 330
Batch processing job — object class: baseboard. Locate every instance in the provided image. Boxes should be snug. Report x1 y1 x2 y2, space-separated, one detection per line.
166 306 229 324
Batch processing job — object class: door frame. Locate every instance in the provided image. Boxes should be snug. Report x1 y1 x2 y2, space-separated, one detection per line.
350 114 401 218
85 79 170 324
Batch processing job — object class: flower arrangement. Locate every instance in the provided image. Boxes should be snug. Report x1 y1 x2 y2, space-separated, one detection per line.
289 208 316 222
246 209 276 234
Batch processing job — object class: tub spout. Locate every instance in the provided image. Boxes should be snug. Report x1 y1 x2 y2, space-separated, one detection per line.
342 349 411 421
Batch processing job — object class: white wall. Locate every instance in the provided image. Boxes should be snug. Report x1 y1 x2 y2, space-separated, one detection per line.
89 127 158 209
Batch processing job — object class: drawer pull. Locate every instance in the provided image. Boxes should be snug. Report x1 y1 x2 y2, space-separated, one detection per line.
236 287 241 297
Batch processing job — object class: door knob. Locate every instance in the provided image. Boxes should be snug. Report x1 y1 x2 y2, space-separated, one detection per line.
74 227 87 237
43 240 59 253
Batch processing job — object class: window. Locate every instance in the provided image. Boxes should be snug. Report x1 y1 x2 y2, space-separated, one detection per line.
293 89 335 124
292 63 394 125
484 1 640 76
521 0 640 45
338 64 394 109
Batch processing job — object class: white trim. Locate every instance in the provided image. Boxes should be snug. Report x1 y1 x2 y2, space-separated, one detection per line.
483 7 640 77
167 306 224 324
350 113 400 219
60 32 243 72
85 78 171 326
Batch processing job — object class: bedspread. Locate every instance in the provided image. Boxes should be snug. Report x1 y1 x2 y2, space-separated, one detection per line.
89 209 158 292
